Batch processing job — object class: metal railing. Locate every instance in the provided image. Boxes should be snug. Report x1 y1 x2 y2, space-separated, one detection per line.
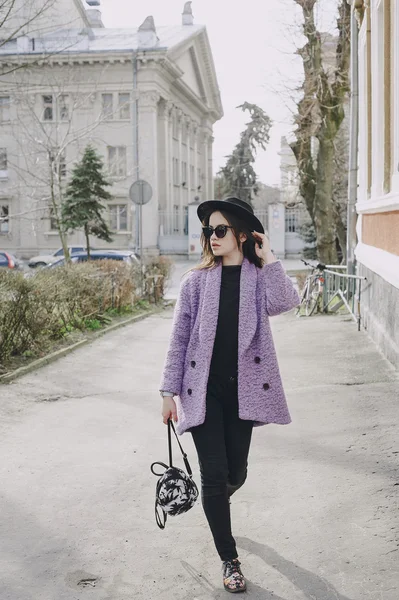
322 268 367 331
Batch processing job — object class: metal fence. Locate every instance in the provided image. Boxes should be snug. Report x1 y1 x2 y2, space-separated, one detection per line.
254 209 269 232
322 267 367 331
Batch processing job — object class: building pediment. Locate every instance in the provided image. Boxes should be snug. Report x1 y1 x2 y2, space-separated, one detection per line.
167 29 223 121
175 46 207 102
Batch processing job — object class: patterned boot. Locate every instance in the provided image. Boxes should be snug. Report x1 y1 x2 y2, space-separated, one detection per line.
222 558 247 593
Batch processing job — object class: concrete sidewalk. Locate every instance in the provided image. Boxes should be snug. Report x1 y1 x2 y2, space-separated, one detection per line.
0 308 398 599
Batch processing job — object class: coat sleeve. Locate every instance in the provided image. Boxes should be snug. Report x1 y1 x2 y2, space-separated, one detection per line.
159 275 192 396
260 261 300 317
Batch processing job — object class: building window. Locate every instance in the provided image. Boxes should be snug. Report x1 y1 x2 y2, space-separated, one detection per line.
183 205 188 235
182 161 187 184
109 204 128 231
102 94 114 119
59 150 67 179
172 113 178 139
43 95 54 121
108 146 127 177
173 204 179 233
0 96 10 122
0 204 9 233
190 165 195 189
0 148 7 174
118 93 130 120
285 209 298 233
59 94 69 121
173 157 179 185
48 207 58 231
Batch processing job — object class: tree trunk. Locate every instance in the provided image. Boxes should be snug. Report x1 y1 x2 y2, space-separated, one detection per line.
49 161 70 263
84 224 91 258
314 137 338 265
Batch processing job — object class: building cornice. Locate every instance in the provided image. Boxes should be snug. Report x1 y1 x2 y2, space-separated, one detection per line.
356 191 399 214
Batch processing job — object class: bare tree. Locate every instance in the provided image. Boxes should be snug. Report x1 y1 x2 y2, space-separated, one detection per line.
0 0 57 76
290 0 350 264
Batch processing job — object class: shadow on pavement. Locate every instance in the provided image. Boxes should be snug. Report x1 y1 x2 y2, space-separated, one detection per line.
236 537 354 600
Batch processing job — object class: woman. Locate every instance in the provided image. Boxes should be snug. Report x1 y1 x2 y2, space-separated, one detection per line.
159 197 299 593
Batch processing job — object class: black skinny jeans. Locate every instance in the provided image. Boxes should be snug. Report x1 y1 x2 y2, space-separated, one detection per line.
191 374 253 561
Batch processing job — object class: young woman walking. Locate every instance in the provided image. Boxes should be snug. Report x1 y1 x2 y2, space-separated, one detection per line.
159 197 300 593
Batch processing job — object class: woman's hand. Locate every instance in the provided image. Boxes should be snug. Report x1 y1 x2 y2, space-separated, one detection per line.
252 231 277 265
162 397 178 424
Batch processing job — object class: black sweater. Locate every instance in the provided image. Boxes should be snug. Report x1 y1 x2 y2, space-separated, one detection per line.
209 265 242 378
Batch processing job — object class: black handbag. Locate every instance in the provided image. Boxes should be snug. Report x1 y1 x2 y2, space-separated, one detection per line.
150 419 199 529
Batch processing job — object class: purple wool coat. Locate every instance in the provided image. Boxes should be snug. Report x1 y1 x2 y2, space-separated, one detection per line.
159 259 300 435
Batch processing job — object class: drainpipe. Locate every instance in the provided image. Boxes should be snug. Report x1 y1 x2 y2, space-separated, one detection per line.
347 6 359 275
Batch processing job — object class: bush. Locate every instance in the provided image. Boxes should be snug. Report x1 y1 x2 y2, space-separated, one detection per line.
0 256 172 365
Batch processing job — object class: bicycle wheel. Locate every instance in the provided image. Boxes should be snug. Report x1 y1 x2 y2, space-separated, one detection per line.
305 280 320 316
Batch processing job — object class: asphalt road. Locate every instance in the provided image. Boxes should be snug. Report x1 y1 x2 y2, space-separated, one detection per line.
0 308 398 600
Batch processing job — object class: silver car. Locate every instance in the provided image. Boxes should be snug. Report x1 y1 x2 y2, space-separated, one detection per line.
28 246 87 268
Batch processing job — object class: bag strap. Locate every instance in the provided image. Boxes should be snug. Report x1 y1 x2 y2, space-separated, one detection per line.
168 419 193 477
155 500 167 530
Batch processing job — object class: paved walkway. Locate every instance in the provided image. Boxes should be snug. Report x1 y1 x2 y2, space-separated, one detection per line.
0 305 398 599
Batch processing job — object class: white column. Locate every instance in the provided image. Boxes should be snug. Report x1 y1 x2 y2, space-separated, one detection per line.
138 90 160 253
177 109 184 233
358 19 368 203
392 0 399 192
203 131 209 200
371 0 385 198
168 106 175 215
158 100 170 211
208 134 214 199
187 120 192 198
193 124 199 199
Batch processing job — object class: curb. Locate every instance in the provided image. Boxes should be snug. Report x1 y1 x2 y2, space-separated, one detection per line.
0 308 162 385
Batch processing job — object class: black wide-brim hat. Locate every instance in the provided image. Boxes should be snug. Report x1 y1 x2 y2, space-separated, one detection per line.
197 197 265 234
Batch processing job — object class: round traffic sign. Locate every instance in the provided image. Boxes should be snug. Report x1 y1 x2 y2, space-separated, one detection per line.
129 180 153 205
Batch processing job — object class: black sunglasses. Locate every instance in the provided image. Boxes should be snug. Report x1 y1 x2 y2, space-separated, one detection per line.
202 225 234 239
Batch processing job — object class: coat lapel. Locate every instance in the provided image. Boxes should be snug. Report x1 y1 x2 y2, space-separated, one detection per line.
199 263 222 350
238 258 258 360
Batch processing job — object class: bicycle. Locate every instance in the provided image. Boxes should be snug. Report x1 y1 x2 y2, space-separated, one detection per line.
296 259 326 317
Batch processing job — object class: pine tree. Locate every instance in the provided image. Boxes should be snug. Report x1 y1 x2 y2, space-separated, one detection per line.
218 102 272 206
62 146 113 257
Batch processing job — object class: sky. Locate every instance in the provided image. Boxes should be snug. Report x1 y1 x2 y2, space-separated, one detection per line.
100 0 338 188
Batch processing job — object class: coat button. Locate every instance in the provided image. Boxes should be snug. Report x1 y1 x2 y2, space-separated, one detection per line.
255 357 261 364
263 383 270 391
188 389 192 395
191 361 196 368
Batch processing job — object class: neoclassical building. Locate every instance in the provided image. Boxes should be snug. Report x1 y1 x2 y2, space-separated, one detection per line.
349 0 399 367
0 0 223 256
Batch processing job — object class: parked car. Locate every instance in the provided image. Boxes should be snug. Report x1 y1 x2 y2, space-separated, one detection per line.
0 251 21 269
28 246 89 269
44 250 140 269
